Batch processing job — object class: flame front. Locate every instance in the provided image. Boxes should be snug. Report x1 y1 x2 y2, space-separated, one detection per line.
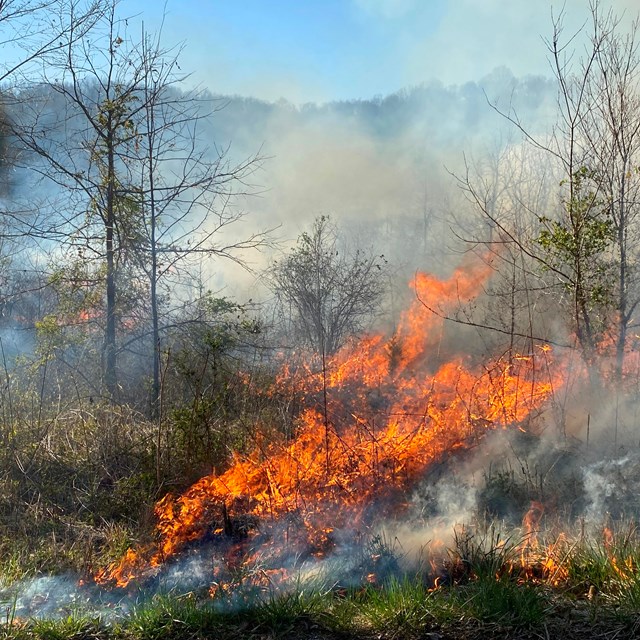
96 262 566 588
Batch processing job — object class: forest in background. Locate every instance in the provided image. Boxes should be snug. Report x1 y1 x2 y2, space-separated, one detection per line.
1 1 640 637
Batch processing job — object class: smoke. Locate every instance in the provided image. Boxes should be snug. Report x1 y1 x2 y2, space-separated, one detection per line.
198 71 560 301
5 421 640 619
5 1 640 618
0 575 130 622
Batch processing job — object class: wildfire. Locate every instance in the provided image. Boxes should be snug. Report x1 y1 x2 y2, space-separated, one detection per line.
96 261 567 589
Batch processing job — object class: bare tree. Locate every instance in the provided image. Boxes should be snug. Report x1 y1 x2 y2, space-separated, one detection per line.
0 0 104 84
578 3 640 378
0 0 107 338
134 27 269 417
269 215 386 357
460 1 640 382
11 1 156 396
456 140 558 358
11 2 270 403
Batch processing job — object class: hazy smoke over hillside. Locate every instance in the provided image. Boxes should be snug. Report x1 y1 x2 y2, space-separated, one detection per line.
190 68 558 295
3 67 561 304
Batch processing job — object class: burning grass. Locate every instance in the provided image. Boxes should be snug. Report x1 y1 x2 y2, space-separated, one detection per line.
4 263 640 639
6 525 640 639
95 264 567 590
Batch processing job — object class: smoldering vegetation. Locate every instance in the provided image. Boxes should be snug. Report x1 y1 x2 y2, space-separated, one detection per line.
4 2 640 638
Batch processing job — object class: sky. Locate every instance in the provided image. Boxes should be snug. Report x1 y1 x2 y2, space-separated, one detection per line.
122 0 640 103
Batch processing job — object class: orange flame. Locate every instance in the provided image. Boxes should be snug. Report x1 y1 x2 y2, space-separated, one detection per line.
96 261 566 588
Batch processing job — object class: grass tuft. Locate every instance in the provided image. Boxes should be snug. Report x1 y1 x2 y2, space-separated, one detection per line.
125 595 220 640
456 574 548 627
355 577 433 635
17 614 104 640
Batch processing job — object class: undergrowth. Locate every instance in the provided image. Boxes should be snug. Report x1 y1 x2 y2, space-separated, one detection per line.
2 526 640 639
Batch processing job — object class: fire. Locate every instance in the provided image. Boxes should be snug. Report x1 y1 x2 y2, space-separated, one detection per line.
522 501 545 538
96 261 567 589
517 502 571 586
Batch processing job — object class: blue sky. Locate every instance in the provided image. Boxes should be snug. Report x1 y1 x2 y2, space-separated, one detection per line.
121 0 638 103
123 0 446 101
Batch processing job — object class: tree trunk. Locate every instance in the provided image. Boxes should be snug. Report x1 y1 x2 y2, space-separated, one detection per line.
104 132 117 397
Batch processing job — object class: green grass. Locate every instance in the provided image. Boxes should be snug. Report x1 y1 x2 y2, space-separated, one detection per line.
348 577 465 636
125 595 222 640
454 575 548 626
8 614 104 640
562 525 640 613
244 588 329 633
5 525 640 639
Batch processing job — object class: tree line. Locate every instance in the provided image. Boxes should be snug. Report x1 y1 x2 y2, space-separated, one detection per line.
0 0 277 410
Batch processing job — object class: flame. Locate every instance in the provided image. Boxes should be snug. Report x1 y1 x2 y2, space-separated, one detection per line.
522 501 545 539
96 261 566 589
